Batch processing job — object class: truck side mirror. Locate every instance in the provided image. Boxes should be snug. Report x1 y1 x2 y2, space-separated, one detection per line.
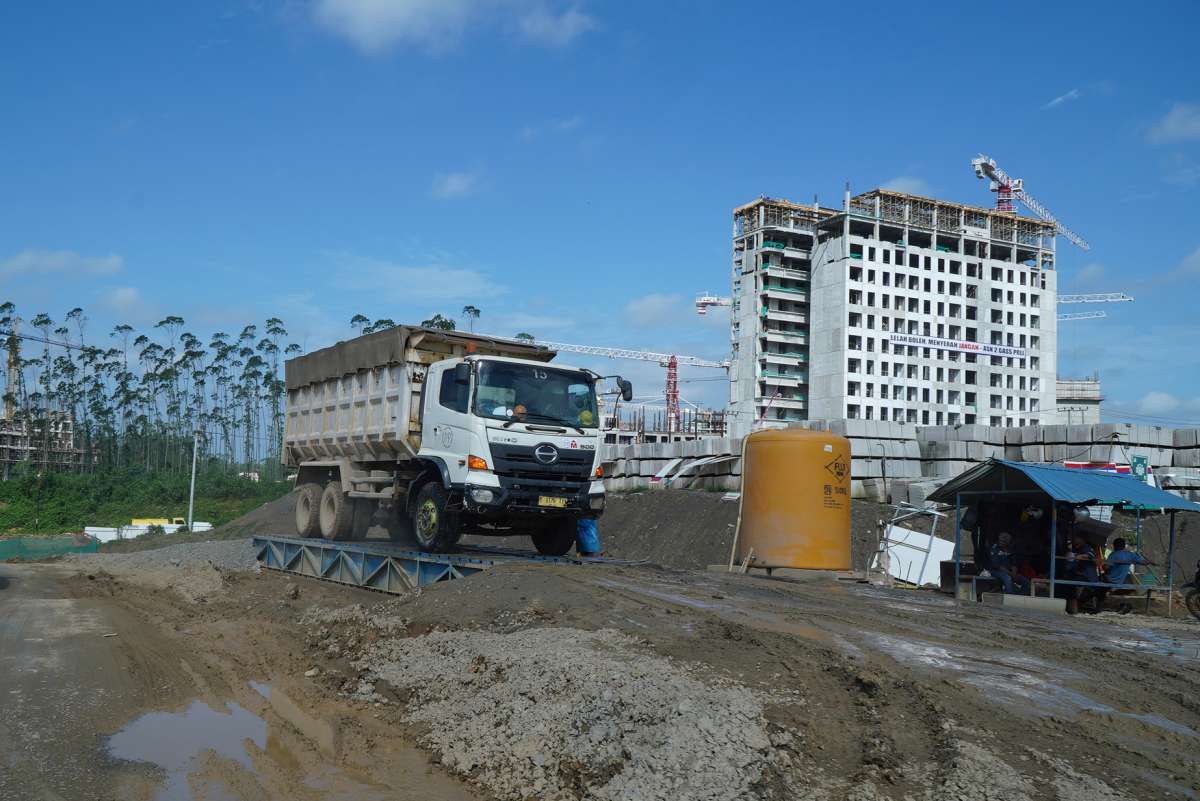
619 378 633 402
454 362 470 384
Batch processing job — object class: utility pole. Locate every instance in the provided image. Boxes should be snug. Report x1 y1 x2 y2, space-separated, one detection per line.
187 430 200 531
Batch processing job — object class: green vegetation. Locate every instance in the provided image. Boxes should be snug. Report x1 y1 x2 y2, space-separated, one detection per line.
1 302 301 476
0 469 291 535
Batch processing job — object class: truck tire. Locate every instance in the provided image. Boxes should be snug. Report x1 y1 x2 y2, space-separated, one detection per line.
319 481 354 541
532 518 576 556
385 502 416 545
412 482 461 553
295 483 323 538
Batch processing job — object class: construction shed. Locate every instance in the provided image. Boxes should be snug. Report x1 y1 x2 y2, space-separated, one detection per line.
928 459 1200 612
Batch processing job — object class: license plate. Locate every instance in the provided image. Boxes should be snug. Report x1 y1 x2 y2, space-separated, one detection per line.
537 496 569 508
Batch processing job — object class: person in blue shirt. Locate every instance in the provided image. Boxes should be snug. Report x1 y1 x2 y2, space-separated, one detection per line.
1104 538 1154 585
1099 538 1156 614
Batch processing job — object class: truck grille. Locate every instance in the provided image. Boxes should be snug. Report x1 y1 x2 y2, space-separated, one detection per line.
489 443 593 482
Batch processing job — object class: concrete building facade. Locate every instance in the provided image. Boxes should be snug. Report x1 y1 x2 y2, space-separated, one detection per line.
1054 376 1103 425
729 190 1059 436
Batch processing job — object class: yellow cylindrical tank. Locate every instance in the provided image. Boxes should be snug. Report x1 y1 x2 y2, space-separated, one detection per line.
735 428 852 570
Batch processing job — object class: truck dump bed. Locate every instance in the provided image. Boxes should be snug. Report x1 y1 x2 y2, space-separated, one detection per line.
282 326 554 466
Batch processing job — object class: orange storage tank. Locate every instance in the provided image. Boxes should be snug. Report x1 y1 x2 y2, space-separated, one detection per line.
735 428 852 570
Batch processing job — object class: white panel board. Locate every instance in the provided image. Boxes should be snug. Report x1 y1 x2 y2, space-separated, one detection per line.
873 525 955 587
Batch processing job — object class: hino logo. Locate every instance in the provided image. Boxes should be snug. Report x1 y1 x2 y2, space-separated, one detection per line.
533 444 559 465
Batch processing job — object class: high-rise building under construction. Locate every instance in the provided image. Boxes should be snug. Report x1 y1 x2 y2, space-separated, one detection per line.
728 189 1058 434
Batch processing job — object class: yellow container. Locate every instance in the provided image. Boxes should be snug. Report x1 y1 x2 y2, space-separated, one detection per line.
736 428 852 570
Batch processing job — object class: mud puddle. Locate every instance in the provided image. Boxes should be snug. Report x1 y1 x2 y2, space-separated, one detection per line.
866 633 1198 738
107 683 478 801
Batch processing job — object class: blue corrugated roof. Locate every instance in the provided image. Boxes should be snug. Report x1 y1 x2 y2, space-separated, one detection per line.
928 459 1200 513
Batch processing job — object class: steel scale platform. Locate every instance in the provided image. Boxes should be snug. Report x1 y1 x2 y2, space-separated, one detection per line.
252 534 633 595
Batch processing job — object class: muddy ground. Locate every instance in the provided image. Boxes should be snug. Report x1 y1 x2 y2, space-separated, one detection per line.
3 534 1196 800
8 489 1199 800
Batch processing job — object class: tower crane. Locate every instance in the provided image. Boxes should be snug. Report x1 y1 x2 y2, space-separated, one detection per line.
971 154 1090 251
1057 311 1107 322
695 293 732 315
535 340 729 433
1057 293 1134 305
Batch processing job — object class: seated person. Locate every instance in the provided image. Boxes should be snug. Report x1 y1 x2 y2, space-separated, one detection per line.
1065 533 1099 614
1104 538 1154 585
987 532 1030 594
1101 537 1156 614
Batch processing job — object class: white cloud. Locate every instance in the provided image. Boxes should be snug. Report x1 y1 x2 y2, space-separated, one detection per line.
431 171 480 199
623 293 684 328
101 286 144 314
1147 102 1200 144
1163 153 1200 187
1133 391 1200 418
1144 245 1200 287
519 114 583 141
1070 262 1107 290
553 114 583 131
881 176 931 196
1041 88 1081 110
312 0 596 53
332 253 507 302
518 6 596 47
313 0 478 53
1 248 123 277
482 311 575 337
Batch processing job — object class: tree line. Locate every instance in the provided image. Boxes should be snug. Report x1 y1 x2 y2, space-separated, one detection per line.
1 302 299 476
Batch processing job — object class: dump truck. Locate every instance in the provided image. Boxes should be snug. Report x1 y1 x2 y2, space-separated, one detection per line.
282 325 631 555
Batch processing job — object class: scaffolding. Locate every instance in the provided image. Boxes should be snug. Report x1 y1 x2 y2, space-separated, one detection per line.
0 412 87 477
847 189 1057 245
733 197 838 236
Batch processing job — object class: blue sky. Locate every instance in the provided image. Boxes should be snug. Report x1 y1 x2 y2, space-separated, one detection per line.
2 0 1199 420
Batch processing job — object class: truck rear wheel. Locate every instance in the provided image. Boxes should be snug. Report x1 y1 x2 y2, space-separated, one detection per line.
532 518 577 556
412 482 461 553
295 483 323 538
319 481 354 541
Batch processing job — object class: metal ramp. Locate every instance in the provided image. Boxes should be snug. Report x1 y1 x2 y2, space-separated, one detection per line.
252 535 629 595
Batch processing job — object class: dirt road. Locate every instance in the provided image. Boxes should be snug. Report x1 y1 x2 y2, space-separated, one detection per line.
11 540 1195 800
0 560 482 801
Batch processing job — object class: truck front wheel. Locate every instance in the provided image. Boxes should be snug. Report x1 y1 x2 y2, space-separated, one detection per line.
295 483 323 538
412 482 461 553
532 518 577 556
319 481 354 541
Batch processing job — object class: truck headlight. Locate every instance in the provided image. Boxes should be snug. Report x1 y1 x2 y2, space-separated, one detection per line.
589 495 605 510
470 488 495 504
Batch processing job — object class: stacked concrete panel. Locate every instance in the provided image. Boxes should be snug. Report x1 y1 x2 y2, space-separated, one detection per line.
1089 423 1175 468
598 438 741 493
1172 428 1200 468
917 424 1004 478
597 421 1197 500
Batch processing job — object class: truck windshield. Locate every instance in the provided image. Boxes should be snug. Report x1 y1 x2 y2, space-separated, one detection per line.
474 361 598 429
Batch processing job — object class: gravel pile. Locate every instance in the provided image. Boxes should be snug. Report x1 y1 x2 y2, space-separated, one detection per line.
67 538 259 602
353 626 800 801
69 538 258 573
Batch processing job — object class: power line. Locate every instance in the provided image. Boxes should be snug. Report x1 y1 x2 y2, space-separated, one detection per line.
1102 406 1200 426
0 329 82 351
